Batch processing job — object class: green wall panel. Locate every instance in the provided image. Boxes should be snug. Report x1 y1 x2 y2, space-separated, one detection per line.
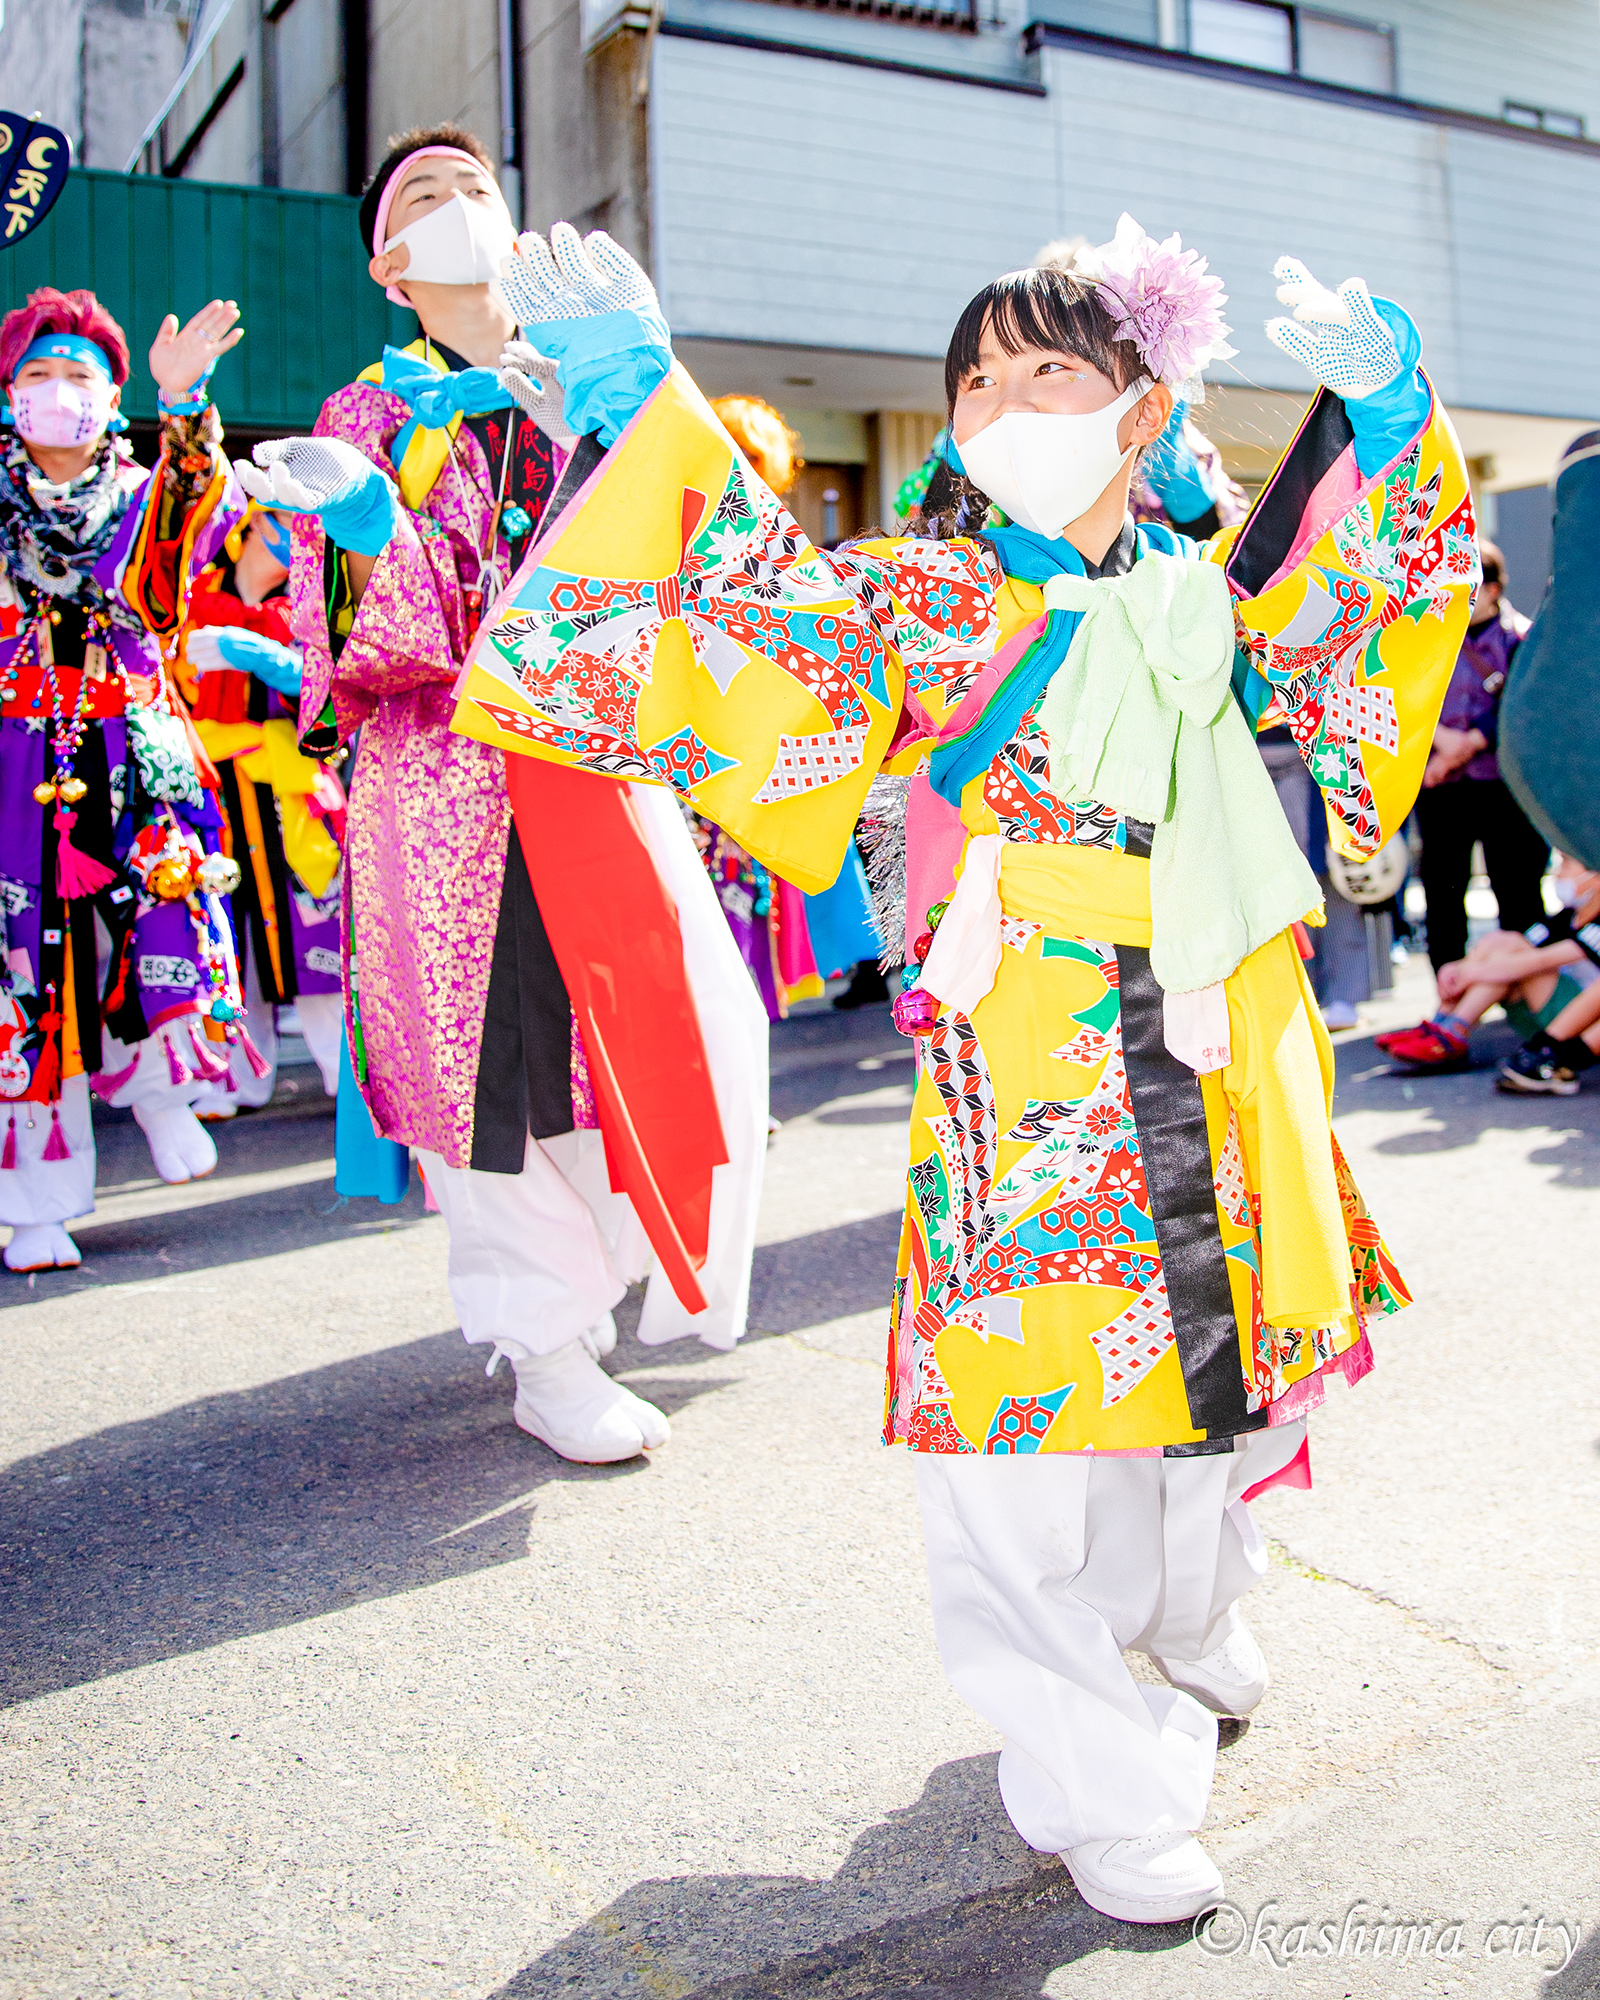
0 168 416 431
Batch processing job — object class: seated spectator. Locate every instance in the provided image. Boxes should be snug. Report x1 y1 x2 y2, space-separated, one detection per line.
1414 539 1549 974
1377 854 1600 1089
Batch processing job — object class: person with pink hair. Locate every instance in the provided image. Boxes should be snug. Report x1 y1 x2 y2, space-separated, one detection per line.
0 283 254 1268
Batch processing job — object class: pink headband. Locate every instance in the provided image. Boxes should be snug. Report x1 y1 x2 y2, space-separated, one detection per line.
371 146 491 256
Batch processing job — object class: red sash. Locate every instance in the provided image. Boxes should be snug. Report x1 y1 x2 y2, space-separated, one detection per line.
504 755 727 1314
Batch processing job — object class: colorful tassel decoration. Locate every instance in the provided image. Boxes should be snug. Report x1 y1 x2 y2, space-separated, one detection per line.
1 1114 16 1170
236 1026 272 1080
53 808 116 901
41 1105 70 1162
102 929 136 1017
90 1052 140 1102
164 1032 194 1090
187 1024 229 1081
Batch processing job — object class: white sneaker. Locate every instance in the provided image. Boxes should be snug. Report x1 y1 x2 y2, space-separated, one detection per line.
1064 1830 1224 1925
4 1223 81 1272
1321 1000 1359 1030
133 1103 218 1184
1150 1620 1270 1716
511 1338 670 1463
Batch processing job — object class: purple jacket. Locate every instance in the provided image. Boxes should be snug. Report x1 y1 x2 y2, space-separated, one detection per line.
1438 604 1528 783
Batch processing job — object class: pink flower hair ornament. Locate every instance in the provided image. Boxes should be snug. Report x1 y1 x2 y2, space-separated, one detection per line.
1078 213 1236 403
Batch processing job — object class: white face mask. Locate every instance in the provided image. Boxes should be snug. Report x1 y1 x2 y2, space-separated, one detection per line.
385 188 516 290
1555 876 1595 911
957 383 1146 539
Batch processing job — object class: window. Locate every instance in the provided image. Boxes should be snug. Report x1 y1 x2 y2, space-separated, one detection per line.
1189 0 1293 71
1297 9 1394 93
1187 1 1398 94
1504 101 1585 138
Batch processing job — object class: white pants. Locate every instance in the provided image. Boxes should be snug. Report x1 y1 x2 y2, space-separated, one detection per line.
0 1074 95 1226
914 1421 1308 1852
418 783 769 1360
294 992 344 1096
418 1131 629 1360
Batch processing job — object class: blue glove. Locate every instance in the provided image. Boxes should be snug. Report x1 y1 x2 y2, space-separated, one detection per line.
1141 401 1219 522
521 310 671 449
233 437 403 559
188 624 304 697
494 225 674 449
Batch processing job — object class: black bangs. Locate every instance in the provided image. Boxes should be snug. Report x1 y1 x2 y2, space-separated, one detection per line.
942 267 1141 411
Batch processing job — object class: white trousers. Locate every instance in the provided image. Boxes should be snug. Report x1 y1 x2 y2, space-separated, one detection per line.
914 1421 1308 1852
294 992 344 1096
418 1131 629 1360
418 783 769 1360
0 1074 95 1226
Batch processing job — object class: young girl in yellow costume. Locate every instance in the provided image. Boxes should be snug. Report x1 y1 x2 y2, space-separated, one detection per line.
403 214 1467 1922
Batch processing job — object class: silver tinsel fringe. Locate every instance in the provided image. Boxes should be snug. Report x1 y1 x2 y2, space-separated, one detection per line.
856 772 911 971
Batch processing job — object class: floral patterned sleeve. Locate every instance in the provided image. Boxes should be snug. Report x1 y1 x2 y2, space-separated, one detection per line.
1212 379 1478 857
449 368 997 893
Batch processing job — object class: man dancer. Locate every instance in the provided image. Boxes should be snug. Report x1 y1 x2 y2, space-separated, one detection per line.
240 126 767 1462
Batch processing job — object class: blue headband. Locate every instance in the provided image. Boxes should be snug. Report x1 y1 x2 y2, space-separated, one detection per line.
15 333 115 382
940 431 966 476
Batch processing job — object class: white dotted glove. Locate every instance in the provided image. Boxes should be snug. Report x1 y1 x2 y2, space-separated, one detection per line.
230 437 400 558
1264 258 1404 399
231 436 375 511
495 222 661 326
498 340 578 448
185 627 228 675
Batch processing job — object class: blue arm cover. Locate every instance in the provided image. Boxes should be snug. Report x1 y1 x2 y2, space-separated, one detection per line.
213 626 303 697
1141 402 1217 522
527 307 674 449
319 460 403 559
1346 300 1432 480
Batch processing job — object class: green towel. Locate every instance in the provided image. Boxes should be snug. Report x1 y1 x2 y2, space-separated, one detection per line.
1037 554 1321 993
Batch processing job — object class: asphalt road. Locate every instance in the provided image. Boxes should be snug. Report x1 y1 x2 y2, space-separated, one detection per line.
2 975 1598 2000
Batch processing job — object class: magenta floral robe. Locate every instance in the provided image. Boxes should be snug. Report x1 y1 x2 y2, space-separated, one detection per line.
290 380 563 1165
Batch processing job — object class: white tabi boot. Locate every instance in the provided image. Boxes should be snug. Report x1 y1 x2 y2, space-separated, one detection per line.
4 1223 82 1272
503 1334 669 1464
133 1102 218 1185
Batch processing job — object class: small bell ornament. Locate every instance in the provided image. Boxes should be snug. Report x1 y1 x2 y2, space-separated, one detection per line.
196 852 243 896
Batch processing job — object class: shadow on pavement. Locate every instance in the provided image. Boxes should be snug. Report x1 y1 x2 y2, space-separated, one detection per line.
0 1324 730 1708
494 1755 1190 1999
1545 1921 1600 1994
1331 1025 1600 1188
746 1212 901 1337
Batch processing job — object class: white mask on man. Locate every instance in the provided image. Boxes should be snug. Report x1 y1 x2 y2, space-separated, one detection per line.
385 189 517 290
957 382 1147 540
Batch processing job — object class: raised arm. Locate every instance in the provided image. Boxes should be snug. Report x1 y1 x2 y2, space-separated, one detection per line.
1202 263 1477 859
447 227 999 891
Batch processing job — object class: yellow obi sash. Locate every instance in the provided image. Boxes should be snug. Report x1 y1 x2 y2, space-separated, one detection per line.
998 840 1153 950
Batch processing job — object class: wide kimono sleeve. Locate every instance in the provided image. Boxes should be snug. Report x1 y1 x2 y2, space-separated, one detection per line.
1208 376 1478 859
102 406 236 648
448 365 999 893
293 380 478 751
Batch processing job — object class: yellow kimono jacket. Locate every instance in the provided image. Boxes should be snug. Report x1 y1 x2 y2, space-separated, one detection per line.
450 365 1477 1455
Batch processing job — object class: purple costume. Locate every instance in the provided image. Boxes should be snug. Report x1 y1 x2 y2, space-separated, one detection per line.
293 363 574 1168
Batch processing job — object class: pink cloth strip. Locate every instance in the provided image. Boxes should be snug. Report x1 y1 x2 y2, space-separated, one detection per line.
1241 1432 1312 1503
371 146 490 255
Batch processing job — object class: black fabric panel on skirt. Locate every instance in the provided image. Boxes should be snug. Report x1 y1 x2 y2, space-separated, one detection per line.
1225 386 1356 602
1114 942 1263 1447
469 831 576 1172
256 776 298 1004
218 760 292 1004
